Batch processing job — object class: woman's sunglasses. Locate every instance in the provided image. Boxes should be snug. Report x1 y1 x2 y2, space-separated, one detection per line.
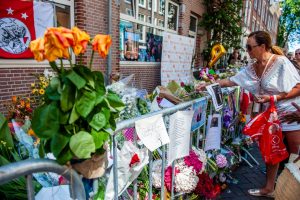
246 44 259 51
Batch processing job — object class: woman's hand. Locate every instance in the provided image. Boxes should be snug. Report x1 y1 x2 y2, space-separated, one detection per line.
280 102 300 124
255 95 270 103
195 82 208 92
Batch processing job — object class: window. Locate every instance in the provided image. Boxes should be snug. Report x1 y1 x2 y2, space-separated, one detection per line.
258 0 262 16
262 1 266 22
0 0 74 66
139 0 146 8
254 0 258 10
247 1 252 28
168 1 179 31
256 22 260 31
252 18 256 32
120 0 179 63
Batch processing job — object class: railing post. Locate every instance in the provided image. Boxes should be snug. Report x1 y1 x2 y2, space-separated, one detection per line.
26 174 34 200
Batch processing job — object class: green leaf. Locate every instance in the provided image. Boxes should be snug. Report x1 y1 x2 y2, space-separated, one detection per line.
102 107 111 120
91 129 110 149
39 141 45 158
32 102 60 139
74 65 95 89
106 91 125 112
60 80 75 112
49 61 59 72
66 70 86 89
60 110 70 125
108 115 117 130
75 90 96 118
51 133 70 158
45 84 61 101
69 131 95 159
56 147 73 165
69 105 80 124
89 112 106 131
0 113 14 149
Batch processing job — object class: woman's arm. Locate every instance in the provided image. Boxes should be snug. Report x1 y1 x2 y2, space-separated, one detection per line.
216 79 238 88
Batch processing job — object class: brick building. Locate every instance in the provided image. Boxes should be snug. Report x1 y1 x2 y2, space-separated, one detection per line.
241 0 281 56
0 0 208 113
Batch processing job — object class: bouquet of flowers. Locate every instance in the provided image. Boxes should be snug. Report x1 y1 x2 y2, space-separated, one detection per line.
5 96 32 123
29 27 124 179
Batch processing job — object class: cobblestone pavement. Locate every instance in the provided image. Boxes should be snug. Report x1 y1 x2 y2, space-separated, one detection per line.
219 145 274 200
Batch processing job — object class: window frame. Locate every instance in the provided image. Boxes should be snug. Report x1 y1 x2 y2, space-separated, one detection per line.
120 0 179 64
188 14 198 38
0 0 75 68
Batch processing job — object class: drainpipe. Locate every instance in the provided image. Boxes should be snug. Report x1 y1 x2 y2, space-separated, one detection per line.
107 0 112 85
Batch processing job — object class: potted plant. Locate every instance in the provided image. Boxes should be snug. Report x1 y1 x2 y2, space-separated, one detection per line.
30 27 124 178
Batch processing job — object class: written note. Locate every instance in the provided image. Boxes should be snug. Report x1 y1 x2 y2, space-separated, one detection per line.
168 111 194 166
205 114 222 151
135 114 170 152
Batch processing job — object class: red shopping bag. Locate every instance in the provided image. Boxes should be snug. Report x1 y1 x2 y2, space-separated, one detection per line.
243 96 289 165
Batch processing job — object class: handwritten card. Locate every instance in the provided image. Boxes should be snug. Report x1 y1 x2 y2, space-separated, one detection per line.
206 83 223 111
168 111 194 166
204 114 222 151
191 98 208 131
135 114 170 152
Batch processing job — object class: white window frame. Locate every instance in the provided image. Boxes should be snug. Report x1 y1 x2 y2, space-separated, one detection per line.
254 0 257 10
167 1 179 32
0 0 75 68
125 0 132 4
188 14 198 38
258 0 261 15
247 1 252 29
262 1 266 22
252 18 256 32
139 0 146 8
148 0 157 12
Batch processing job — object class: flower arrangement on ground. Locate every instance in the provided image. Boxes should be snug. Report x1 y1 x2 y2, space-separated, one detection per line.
29 27 125 178
5 96 32 123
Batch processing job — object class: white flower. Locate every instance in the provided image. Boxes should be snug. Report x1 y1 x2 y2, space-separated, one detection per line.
152 160 162 188
174 161 199 193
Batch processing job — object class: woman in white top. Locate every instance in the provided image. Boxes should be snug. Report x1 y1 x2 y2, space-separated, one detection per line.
198 31 300 197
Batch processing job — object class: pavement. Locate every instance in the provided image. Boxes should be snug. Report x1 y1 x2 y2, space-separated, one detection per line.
219 145 275 200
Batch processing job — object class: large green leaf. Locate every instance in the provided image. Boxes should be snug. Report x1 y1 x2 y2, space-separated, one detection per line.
51 133 70 158
59 110 70 125
69 105 80 124
32 102 60 139
101 107 111 120
75 90 96 118
106 91 125 112
89 112 106 131
69 131 95 159
74 65 95 89
45 84 61 101
0 113 14 149
60 80 75 112
66 70 86 90
91 129 109 149
56 147 73 165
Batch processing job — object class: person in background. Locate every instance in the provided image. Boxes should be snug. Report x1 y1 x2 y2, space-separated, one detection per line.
286 52 294 60
295 48 300 67
197 31 300 198
228 49 240 65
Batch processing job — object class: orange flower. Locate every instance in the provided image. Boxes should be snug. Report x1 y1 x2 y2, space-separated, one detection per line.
72 27 90 55
30 38 45 62
92 34 112 58
20 100 25 108
28 129 37 137
12 96 17 103
44 27 74 61
25 102 30 109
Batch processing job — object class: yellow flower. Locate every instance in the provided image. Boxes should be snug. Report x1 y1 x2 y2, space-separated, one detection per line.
25 102 31 109
43 27 74 62
92 34 112 58
31 83 35 87
32 89 38 94
39 89 45 95
39 77 45 82
29 38 45 62
71 27 90 55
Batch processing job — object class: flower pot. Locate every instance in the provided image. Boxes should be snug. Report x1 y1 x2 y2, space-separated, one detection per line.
72 151 108 179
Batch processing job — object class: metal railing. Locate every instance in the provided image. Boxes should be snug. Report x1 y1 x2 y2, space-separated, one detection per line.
0 159 86 200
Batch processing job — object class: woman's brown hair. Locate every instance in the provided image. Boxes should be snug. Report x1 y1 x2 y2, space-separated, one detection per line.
248 31 284 55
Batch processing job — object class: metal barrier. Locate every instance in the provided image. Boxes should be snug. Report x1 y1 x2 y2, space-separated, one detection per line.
0 159 86 200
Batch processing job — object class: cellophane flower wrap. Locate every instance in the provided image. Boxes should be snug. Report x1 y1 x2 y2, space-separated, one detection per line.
30 27 124 165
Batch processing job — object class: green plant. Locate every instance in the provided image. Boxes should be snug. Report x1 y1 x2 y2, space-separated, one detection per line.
30 27 125 164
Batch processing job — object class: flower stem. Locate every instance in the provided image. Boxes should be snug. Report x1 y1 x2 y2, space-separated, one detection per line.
60 59 64 72
89 50 95 69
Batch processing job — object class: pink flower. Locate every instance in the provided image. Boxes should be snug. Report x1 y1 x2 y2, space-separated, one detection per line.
216 154 227 168
184 150 203 173
164 166 180 191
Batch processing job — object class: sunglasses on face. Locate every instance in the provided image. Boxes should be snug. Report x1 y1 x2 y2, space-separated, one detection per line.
246 44 259 51
296 52 300 55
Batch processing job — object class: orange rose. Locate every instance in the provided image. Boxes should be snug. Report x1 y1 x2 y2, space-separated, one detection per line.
12 96 17 103
30 38 45 62
25 102 30 109
92 34 112 58
44 27 74 61
72 27 90 55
